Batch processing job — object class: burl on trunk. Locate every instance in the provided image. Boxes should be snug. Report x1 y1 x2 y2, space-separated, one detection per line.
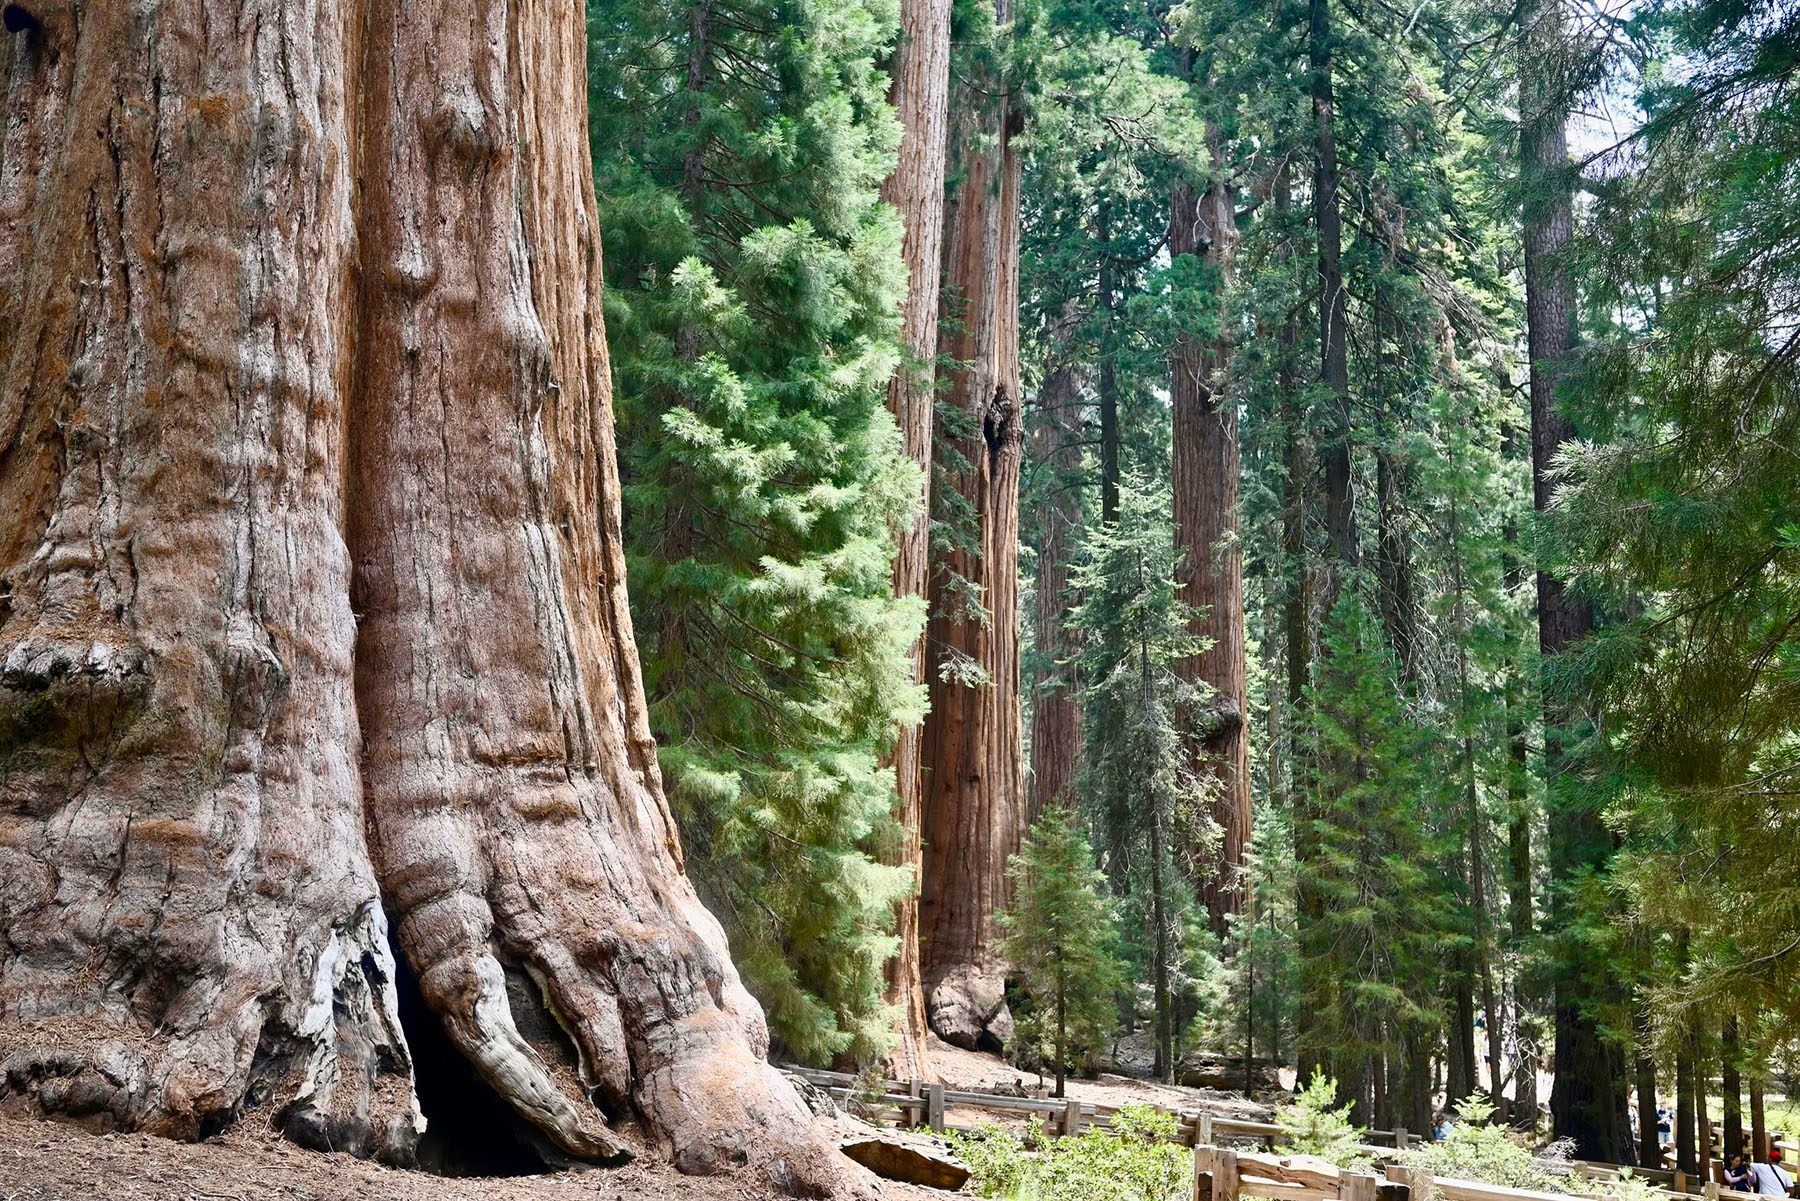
0 0 867 1194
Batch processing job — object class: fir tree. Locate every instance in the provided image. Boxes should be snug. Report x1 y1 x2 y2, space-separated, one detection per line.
587 0 925 1064
999 805 1127 1096
1299 593 1459 1124
1068 472 1219 1082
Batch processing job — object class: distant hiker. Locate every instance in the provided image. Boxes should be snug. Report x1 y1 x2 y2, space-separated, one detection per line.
1658 1104 1674 1145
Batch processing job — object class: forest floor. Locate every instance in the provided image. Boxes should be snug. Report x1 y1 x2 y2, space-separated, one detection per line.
922 1036 1281 1119
0 1113 948 1201
921 1037 1288 1123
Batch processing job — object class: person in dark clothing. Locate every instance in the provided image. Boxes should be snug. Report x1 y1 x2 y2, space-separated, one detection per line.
1725 1153 1755 1193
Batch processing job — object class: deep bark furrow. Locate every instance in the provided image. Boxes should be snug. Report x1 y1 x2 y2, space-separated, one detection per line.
0 0 416 1159
1 2 865 1193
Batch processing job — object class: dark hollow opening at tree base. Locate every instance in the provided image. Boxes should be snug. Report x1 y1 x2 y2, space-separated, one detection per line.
386 929 562 1178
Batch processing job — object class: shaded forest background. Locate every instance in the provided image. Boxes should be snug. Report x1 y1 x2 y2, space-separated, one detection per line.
585 0 1800 1164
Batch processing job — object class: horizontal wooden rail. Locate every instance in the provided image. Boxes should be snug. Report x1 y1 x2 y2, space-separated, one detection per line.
787 1062 1793 1196
784 1063 1423 1152
1196 1146 1778 1201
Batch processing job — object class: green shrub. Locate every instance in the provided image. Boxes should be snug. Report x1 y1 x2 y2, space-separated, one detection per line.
950 1105 1191 1201
1276 1072 1372 1170
1396 1097 1562 1195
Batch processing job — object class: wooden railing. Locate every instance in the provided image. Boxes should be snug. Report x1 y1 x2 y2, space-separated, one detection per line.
785 1064 1797 1198
1195 1147 1776 1201
783 1065 1417 1152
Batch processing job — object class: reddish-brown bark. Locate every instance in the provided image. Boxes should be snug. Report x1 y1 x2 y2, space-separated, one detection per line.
1169 163 1250 937
919 12 1024 1052
0 1 870 1193
877 0 952 1083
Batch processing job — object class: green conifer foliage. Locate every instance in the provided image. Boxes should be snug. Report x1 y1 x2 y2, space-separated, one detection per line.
1299 593 1459 1120
1556 0 1800 1025
1068 473 1219 1081
999 805 1126 1096
587 0 925 1064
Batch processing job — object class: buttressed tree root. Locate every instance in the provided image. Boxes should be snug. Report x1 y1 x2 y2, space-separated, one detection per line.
0 0 870 1195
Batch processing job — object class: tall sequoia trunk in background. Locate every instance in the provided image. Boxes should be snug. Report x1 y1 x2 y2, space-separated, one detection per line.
1170 146 1251 938
1028 363 1085 824
1676 1035 1698 1176
0 2 866 1193
1096 205 1121 526
1636 1018 1663 1168
877 0 953 1082
920 5 1025 1052
1520 0 1629 1163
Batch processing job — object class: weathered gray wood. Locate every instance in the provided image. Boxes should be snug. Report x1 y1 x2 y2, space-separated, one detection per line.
1343 1170 1378 1201
1198 1147 1219 1201
928 1083 946 1132
907 1078 924 1128
1217 1149 1242 1201
1063 1098 1084 1137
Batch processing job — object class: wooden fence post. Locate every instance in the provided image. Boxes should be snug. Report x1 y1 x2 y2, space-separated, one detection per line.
1216 1148 1241 1201
1063 1098 1083 1137
1198 1113 1215 1147
927 1082 945 1132
1387 1162 1432 1201
1195 1146 1216 1201
1344 1169 1379 1201
1395 1126 1410 1151
906 1078 923 1128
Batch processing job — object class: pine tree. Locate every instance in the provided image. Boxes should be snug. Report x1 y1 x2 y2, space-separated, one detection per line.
999 805 1127 1096
587 0 926 1064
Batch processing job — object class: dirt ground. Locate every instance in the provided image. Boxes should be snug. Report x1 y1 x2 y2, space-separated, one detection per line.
0 1113 948 1201
923 1037 1277 1120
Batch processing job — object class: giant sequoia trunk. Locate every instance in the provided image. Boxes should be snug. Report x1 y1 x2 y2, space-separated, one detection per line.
878 0 953 1083
1169 167 1250 936
920 10 1024 1052
1520 0 1629 1163
0 2 867 1193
